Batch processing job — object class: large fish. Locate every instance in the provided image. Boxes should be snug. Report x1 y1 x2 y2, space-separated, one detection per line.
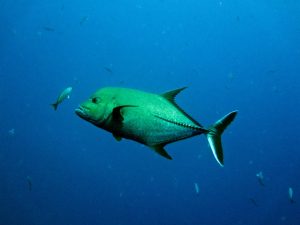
75 87 237 166
51 87 72 110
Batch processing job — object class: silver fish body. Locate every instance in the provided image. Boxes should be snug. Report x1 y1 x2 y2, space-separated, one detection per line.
51 87 72 110
288 187 295 203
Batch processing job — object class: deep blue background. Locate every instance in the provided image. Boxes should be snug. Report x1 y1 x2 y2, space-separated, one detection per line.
1 0 299 225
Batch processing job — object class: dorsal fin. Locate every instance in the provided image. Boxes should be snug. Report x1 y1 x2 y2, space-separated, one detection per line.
161 87 203 127
161 87 187 103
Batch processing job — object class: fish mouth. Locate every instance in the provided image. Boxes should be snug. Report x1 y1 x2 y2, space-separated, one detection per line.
75 106 100 124
75 106 89 119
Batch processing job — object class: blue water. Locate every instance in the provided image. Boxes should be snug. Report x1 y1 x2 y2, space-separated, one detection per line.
1 0 300 224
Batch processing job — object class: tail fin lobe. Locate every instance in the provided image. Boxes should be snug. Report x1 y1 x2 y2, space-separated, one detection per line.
207 111 238 166
51 103 58 111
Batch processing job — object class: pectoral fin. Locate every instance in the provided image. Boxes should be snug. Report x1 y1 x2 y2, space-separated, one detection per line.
112 105 137 123
151 144 172 160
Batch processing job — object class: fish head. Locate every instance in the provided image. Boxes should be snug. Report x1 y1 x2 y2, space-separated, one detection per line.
75 89 114 127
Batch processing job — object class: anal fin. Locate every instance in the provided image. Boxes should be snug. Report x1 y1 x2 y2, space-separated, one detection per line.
113 133 122 141
151 144 172 160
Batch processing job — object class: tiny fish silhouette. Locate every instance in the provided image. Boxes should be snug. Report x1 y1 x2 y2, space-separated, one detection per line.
80 16 89 26
104 67 113 74
249 198 258 207
289 187 295 203
43 26 55 32
256 171 264 186
26 176 32 191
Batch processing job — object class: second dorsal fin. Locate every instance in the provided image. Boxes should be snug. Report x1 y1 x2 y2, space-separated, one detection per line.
161 87 203 127
161 87 187 103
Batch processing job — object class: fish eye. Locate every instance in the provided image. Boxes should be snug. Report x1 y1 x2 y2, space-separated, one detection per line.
91 97 100 104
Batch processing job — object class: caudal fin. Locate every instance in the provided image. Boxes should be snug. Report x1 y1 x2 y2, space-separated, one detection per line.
206 111 238 167
51 102 58 111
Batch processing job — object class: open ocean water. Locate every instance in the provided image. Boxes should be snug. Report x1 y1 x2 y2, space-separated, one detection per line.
0 0 299 225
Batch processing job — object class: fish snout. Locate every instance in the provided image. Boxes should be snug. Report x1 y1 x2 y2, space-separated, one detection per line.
75 105 89 118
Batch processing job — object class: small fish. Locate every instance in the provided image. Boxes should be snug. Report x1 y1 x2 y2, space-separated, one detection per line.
26 176 32 191
104 66 113 74
51 87 72 110
75 87 237 166
266 69 276 75
194 183 200 195
249 197 258 207
43 26 55 32
228 72 234 81
8 128 15 136
256 171 264 186
80 16 89 26
288 187 295 203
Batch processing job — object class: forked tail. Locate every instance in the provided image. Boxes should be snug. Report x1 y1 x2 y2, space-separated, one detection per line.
51 102 58 111
206 111 238 167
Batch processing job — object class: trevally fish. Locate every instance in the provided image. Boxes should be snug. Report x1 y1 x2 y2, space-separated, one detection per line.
75 87 237 166
51 87 72 110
